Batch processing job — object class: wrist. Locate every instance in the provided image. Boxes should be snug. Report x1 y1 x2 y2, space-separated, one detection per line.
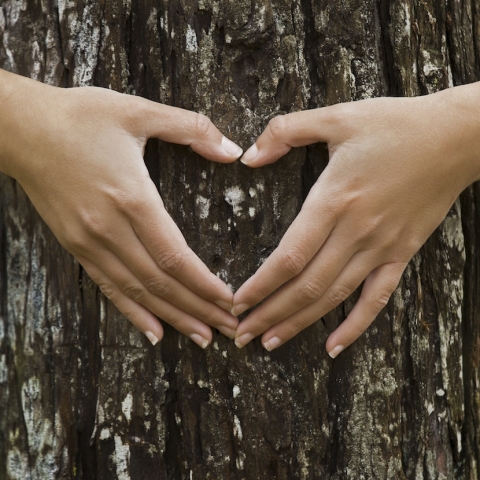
429 83 480 187
0 69 18 177
0 69 59 181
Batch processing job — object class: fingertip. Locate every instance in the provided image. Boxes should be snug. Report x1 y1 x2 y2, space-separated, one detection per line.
325 332 342 356
139 314 164 346
263 335 282 352
327 344 345 359
231 284 252 316
217 298 234 312
212 280 234 311
326 329 347 358
145 330 161 346
231 302 249 317
217 325 237 340
190 136 241 164
221 136 243 160
240 143 259 166
234 332 254 349
240 142 291 168
190 332 212 349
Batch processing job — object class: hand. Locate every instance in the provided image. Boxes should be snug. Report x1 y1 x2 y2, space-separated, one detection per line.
233 85 480 356
0 71 243 348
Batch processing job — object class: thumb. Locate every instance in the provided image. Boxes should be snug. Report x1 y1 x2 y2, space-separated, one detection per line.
240 107 338 168
138 99 243 163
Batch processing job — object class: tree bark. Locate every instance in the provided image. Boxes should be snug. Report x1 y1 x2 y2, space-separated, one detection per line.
1 0 480 478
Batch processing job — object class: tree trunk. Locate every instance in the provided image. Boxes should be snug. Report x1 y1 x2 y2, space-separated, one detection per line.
1 0 480 478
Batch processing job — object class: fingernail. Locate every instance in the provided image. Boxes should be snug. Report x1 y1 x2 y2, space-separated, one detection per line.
235 332 254 349
231 303 249 317
145 331 159 346
190 333 210 349
328 345 344 359
263 336 282 351
216 299 234 312
217 325 237 339
241 143 258 165
222 136 243 158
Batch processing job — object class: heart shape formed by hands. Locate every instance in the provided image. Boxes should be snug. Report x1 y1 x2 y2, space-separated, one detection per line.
4 69 478 358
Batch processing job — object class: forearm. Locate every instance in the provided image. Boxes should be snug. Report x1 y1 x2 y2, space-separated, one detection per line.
0 69 54 180
423 82 480 187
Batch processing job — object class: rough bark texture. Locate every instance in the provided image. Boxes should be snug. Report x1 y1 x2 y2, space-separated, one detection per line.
1 0 480 478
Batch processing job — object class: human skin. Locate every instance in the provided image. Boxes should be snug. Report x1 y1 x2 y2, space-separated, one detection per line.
0 68 243 348
233 83 480 357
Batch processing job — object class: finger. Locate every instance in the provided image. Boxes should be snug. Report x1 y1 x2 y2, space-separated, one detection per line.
84 242 238 337
258 254 381 351
138 99 243 162
234 235 355 348
79 258 164 345
80 257 214 348
241 106 342 167
118 182 234 311
325 262 405 358
232 185 337 316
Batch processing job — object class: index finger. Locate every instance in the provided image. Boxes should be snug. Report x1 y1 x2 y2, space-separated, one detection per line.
232 188 336 316
137 99 243 163
130 185 234 311
240 105 345 167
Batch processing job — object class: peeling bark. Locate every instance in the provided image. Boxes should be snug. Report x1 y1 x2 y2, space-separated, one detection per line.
1 0 480 478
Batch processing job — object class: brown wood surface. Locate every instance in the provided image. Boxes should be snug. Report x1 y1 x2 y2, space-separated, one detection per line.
1 0 480 478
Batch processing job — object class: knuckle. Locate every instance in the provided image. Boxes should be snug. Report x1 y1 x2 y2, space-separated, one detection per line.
267 115 287 140
164 315 180 329
194 113 213 138
289 316 310 336
115 189 152 216
62 230 88 254
280 248 306 277
357 215 383 242
295 281 324 305
380 234 398 252
81 210 105 238
109 173 161 213
306 195 339 228
122 310 136 322
143 277 171 298
195 308 213 324
369 292 391 312
127 98 145 123
99 283 117 300
255 282 273 303
155 248 185 275
332 103 359 134
326 285 352 307
258 318 274 332
119 306 141 325
123 282 146 303
254 312 277 331
243 280 272 307
119 98 143 130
